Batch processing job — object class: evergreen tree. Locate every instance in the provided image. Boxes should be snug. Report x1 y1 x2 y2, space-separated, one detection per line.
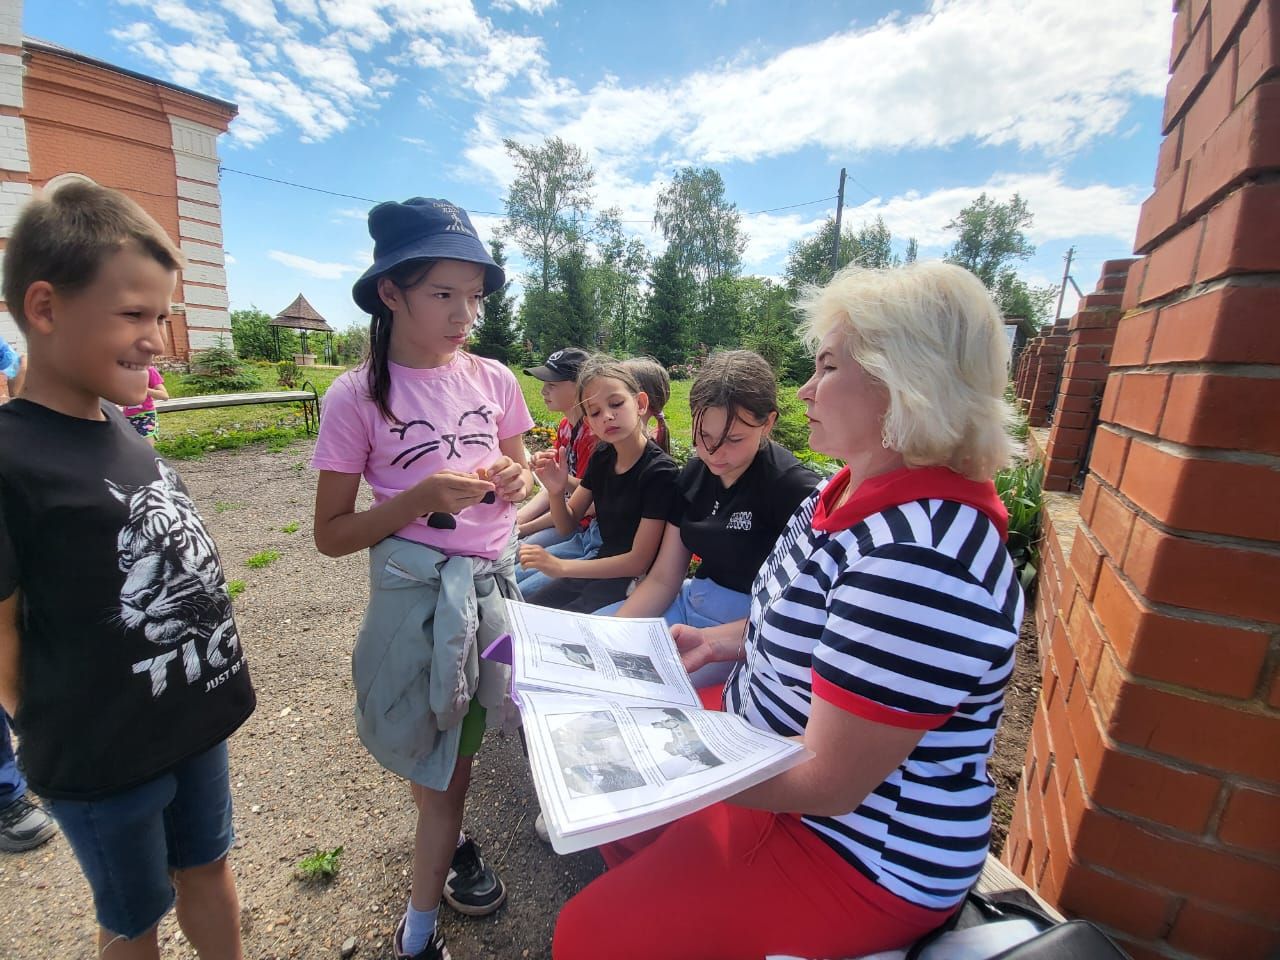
471 239 519 363
637 249 694 367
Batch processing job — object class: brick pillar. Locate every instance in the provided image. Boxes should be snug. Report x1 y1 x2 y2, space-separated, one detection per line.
1043 261 1137 492
1005 1 1280 958
0 0 30 350
1026 333 1068 427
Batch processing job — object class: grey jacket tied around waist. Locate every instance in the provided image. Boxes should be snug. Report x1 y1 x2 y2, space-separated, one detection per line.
353 534 519 790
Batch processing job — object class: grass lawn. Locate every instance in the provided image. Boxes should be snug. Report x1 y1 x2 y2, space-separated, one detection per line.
155 358 826 469
156 363 350 458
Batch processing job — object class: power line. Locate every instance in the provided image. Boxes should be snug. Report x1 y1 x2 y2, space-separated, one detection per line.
218 164 836 222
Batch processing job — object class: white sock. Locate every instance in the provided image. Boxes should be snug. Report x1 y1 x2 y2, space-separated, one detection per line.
402 901 439 955
457 831 466 848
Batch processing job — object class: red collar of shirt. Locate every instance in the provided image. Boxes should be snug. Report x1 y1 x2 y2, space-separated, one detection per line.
812 464 1008 542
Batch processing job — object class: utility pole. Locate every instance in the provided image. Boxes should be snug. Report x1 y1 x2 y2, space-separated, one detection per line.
1054 245 1075 323
829 167 847 276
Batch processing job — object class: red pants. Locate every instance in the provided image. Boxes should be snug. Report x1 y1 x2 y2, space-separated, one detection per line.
552 688 954 960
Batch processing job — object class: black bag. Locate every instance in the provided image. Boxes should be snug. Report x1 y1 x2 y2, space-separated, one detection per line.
904 890 1129 960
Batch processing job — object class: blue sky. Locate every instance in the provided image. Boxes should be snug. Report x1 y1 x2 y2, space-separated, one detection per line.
29 0 1173 333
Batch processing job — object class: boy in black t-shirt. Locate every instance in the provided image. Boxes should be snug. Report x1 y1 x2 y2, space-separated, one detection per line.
0 182 255 957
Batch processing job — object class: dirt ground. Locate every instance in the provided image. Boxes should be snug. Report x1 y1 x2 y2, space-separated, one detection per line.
0 440 1038 960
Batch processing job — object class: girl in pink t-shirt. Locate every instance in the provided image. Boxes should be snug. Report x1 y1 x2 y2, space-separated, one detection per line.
311 198 533 960
121 365 168 444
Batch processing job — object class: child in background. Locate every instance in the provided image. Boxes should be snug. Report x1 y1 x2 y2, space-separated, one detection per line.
604 351 820 685
121 364 168 445
311 197 534 960
515 347 602 598
520 356 678 613
0 182 255 958
623 356 670 452
515 347 597 545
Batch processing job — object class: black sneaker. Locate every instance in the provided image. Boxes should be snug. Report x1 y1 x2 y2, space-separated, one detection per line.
393 917 450 960
443 836 506 916
0 794 56 853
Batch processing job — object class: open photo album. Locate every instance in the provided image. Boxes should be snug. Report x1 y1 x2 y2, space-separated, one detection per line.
502 600 811 854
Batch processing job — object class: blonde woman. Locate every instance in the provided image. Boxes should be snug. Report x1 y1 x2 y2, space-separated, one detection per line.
554 262 1024 960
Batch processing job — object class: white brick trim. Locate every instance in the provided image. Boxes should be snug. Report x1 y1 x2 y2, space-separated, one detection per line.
180 239 224 266
183 262 226 286
188 329 233 350
177 198 221 225
169 117 220 161
0 179 31 238
174 153 218 185
185 305 232 328
0 314 25 352
184 283 229 308
179 218 223 244
177 179 220 204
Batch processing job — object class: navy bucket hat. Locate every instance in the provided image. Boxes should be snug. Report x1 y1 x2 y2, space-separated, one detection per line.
351 197 505 316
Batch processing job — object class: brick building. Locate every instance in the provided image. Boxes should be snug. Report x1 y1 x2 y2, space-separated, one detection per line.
1008 1 1280 956
0 0 236 358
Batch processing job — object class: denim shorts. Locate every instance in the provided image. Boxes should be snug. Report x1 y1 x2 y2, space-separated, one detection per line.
44 741 235 939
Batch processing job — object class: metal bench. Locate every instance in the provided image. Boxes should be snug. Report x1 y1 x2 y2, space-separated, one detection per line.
153 380 321 434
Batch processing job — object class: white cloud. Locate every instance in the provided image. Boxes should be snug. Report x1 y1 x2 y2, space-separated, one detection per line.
491 0 556 12
733 171 1144 273
218 0 287 33
843 171 1145 251
118 0 550 143
268 250 363 279
469 0 1169 176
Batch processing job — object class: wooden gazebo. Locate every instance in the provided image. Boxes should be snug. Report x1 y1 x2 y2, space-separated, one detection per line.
272 294 335 365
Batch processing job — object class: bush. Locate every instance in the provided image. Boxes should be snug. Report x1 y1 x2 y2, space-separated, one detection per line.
186 342 261 393
277 360 300 389
771 392 811 455
995 458 1044 591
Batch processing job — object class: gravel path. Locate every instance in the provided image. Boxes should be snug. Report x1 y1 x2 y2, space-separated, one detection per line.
0 438 1037 959
0 440 601 960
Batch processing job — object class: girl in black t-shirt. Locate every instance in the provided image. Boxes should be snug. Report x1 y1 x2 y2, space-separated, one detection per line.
520 357 679 614
604 351 820 683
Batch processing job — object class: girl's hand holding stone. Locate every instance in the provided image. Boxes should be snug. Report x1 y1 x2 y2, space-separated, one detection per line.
531 447 569 497
411 469 494 517
481 456 530 503
517 543 563 577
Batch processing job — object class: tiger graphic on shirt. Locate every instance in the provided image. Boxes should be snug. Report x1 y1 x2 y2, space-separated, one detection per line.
106 459 242 698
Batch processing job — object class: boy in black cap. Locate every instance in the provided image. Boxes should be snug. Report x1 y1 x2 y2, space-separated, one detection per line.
516 347 596 545
515 348 604 598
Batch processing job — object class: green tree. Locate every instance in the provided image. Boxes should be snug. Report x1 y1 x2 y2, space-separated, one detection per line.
471 238 519 363
784 217 851 288
784 216 915 288
231 307 297 361
739 276 804 382
653 167 745 291
556 246 599 349
637 249 694 367
944 193 1036 288
503 136 595 295
695 275 743 349
336 324 369 364
590 208 649 353
848 217 897 269
944 193 1054 324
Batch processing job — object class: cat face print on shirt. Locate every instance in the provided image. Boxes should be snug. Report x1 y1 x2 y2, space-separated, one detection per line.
390 405 496 469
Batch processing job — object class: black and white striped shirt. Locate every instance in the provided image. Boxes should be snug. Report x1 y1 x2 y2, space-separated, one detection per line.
725 479 1023 910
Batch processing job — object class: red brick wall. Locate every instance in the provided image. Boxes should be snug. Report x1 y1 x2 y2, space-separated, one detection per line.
1042 260 1137 491
1004 2 1280 957
17 48 233 359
